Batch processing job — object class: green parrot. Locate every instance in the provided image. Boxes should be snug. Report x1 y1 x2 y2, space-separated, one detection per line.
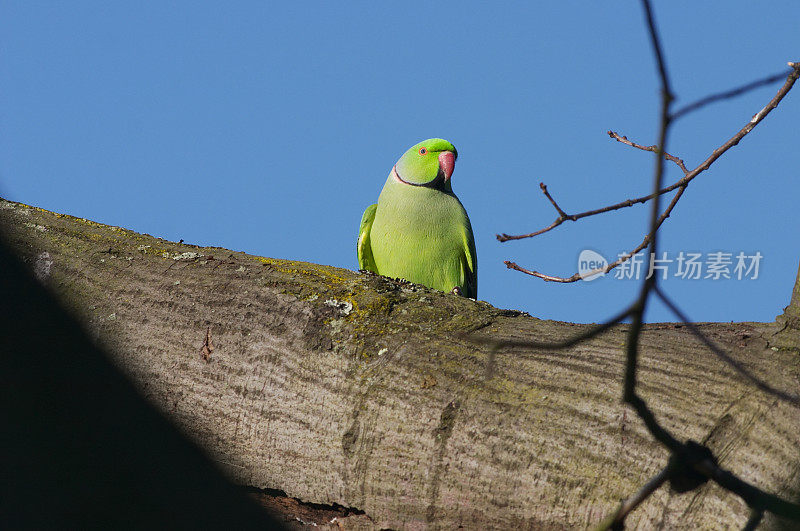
358 138 477 298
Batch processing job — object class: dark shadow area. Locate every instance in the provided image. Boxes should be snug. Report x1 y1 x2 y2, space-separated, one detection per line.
0 236 284 529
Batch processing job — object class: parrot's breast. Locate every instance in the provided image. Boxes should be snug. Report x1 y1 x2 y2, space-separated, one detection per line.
369 180 471 294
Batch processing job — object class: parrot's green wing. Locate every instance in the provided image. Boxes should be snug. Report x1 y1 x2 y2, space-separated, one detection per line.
461 224 478 299
357 204 378 273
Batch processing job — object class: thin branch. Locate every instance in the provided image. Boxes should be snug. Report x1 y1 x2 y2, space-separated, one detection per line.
607 131 689 174
688 62 800 175
504 184 686 283
595 464 673 531
597 54 800 527
673 69 789 120
624 0 674 430
498 3 800 524
496 183 573 242
595 444 800 528
496 149 687 243
502 63 800 280
640 0 672 99
613 1 682 525
497 219 563 242
627 392 682 451
540 182 570 219
694 458 800 521
503 260 581 283
653 285 800 407
509 63 800 531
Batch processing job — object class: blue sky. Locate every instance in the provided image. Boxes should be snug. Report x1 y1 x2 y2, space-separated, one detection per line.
2 2 798 324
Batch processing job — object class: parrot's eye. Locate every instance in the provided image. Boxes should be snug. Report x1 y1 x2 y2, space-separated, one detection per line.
419 148 427 155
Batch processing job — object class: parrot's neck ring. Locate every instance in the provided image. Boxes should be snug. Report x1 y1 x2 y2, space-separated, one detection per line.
392 165 444 190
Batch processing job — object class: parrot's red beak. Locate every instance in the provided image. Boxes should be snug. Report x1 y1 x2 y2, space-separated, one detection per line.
438 151 456 181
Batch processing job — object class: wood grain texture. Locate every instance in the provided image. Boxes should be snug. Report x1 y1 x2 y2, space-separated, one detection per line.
1 197 798 530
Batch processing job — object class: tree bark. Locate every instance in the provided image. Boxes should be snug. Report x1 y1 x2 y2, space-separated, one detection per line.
0 223 281 529
1 197 798 529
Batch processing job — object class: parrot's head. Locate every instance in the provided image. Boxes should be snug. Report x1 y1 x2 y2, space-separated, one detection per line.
393 138 458 191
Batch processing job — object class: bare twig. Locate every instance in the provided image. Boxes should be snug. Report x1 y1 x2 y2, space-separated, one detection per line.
673 69 789 120
595 1 800 526
502 63 800 280
496 183 574 241
503 260 581 283
496 160 686 243
640 0 672 98
602 54 800 522
539 182 569 219
607 131 689 173
595 464 673 531
503 184 687 283
490 4 800 526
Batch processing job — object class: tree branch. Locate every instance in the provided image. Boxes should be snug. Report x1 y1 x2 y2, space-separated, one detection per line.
502 62 800 280
672 69 790 120
582 1 800 525
595 464 673 530
607 131 689 174
503 184 687 283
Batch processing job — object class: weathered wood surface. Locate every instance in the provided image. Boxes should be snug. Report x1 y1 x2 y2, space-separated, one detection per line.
1 197 798 530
